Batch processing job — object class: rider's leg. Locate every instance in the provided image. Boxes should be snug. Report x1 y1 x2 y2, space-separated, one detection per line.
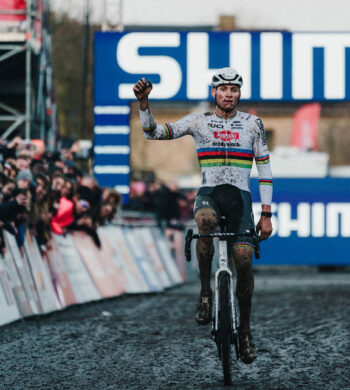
194 208 218 294
232 246 254 332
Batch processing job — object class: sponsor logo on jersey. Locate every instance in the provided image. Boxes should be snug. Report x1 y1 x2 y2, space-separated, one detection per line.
214 130 239 142
208 123 224 129
212 141 240 147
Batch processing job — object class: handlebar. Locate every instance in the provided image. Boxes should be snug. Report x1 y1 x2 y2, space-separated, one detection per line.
185 229 261 262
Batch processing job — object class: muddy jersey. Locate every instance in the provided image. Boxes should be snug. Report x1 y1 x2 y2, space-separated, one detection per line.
139 108 273 205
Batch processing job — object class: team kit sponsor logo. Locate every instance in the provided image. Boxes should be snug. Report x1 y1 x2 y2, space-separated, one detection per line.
214 130 239 142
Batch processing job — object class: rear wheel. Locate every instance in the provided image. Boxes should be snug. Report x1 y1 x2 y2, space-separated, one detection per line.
217 271 232 385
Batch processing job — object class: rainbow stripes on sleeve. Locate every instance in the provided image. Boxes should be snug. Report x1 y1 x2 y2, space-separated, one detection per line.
255 154 270 165
142 124 156 133
163 123 175 139
197 147 254 168
259 178 273 186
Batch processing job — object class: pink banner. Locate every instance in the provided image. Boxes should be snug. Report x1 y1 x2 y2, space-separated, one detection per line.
0 0 26 21
291 103 321 151
46 237 77 307
71 232 125 298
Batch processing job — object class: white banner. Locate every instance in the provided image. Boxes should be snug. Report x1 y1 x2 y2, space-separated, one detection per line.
24 232 61 313
5 232 41 315
123 227 163 292
0 257 21 326
135 227 172 289
53 234 100 304
151 228 183 285
98 227 146 294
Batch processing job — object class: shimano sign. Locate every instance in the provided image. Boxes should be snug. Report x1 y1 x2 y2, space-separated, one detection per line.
94 31 350 103
250 178 350 266
253 202 350 238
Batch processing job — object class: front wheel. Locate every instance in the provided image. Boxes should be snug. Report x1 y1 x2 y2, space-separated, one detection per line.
217 271 232 385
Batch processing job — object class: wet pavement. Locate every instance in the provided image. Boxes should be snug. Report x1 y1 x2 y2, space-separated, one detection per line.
0 268 349 389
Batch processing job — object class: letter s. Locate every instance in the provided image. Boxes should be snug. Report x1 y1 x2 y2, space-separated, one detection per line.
117 33 182 99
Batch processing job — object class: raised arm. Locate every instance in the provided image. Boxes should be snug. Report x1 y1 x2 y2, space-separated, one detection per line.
133 78 195 140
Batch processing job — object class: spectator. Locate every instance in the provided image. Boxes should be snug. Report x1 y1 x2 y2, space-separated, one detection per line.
50 179 75 235
1 179 16 202
29 173 51 248
0 135 124 252
16 154 31 171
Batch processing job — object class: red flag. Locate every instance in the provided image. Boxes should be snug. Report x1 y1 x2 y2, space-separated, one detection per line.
291 103 321 151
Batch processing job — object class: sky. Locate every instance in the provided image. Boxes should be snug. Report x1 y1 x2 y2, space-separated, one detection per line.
50 0 350 31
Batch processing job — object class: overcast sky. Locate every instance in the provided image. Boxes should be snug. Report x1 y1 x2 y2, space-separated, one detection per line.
50 0 350 31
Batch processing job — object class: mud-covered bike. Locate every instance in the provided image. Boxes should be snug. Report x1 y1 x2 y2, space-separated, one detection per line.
185 217 260 385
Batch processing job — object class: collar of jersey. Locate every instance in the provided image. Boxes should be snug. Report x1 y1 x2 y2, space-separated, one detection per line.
215 111 238 120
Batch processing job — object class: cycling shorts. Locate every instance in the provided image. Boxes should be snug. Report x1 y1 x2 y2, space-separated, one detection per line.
193 184 255 250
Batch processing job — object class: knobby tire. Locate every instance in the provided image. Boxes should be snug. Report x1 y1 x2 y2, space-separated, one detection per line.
218 271 232 386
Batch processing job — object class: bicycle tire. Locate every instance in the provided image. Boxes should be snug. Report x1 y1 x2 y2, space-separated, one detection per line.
218 271 232 386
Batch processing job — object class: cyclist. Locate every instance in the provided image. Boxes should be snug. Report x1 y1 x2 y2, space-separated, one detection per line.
133 68 273 364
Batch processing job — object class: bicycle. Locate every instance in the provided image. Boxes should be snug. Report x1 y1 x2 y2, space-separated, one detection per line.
185 217 260 385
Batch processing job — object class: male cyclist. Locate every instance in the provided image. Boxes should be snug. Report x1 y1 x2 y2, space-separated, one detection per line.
133 68 273 364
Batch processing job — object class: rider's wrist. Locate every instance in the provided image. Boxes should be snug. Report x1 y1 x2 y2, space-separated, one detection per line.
139 98 149 111
261 211 272 218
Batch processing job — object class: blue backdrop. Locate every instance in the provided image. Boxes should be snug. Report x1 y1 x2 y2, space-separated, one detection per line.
250 178 350 265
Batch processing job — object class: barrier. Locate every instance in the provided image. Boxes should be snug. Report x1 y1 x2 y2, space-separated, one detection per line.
24 231 60 313
0 225 184 327
101 226 149 293
0 255 21 326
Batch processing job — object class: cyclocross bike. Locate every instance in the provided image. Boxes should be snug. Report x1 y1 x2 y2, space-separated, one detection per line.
185 217 260 385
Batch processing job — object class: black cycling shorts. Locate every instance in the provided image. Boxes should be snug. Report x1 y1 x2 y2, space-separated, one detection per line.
193 184 255 250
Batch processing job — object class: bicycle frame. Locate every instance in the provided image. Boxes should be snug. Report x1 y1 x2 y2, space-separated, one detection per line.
214 239 237 335
184 226 260 351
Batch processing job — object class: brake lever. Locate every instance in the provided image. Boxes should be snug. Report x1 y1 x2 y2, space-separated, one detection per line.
250 229 261 260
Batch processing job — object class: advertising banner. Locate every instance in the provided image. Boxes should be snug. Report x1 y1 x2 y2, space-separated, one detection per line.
71 231 125 298
106 226 149 292
165 228 186 281
2 245 32 316
95 30 350 195
98 227 145 293
0 256 21 325
95 31 350 104
53 234 100 304
24 232 60 313
250 178 350 265
46 236 77 307
5 232 41 315
151 228 183 285
135 227 172 289
122 227 163 292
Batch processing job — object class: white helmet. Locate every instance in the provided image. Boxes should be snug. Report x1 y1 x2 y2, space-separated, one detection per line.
211 67 243 88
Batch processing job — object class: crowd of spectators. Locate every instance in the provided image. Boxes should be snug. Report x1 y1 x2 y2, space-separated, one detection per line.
0 136 121 255
125 179 197 227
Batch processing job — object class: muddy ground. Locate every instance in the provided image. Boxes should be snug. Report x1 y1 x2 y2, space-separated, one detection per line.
0 268 349 390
